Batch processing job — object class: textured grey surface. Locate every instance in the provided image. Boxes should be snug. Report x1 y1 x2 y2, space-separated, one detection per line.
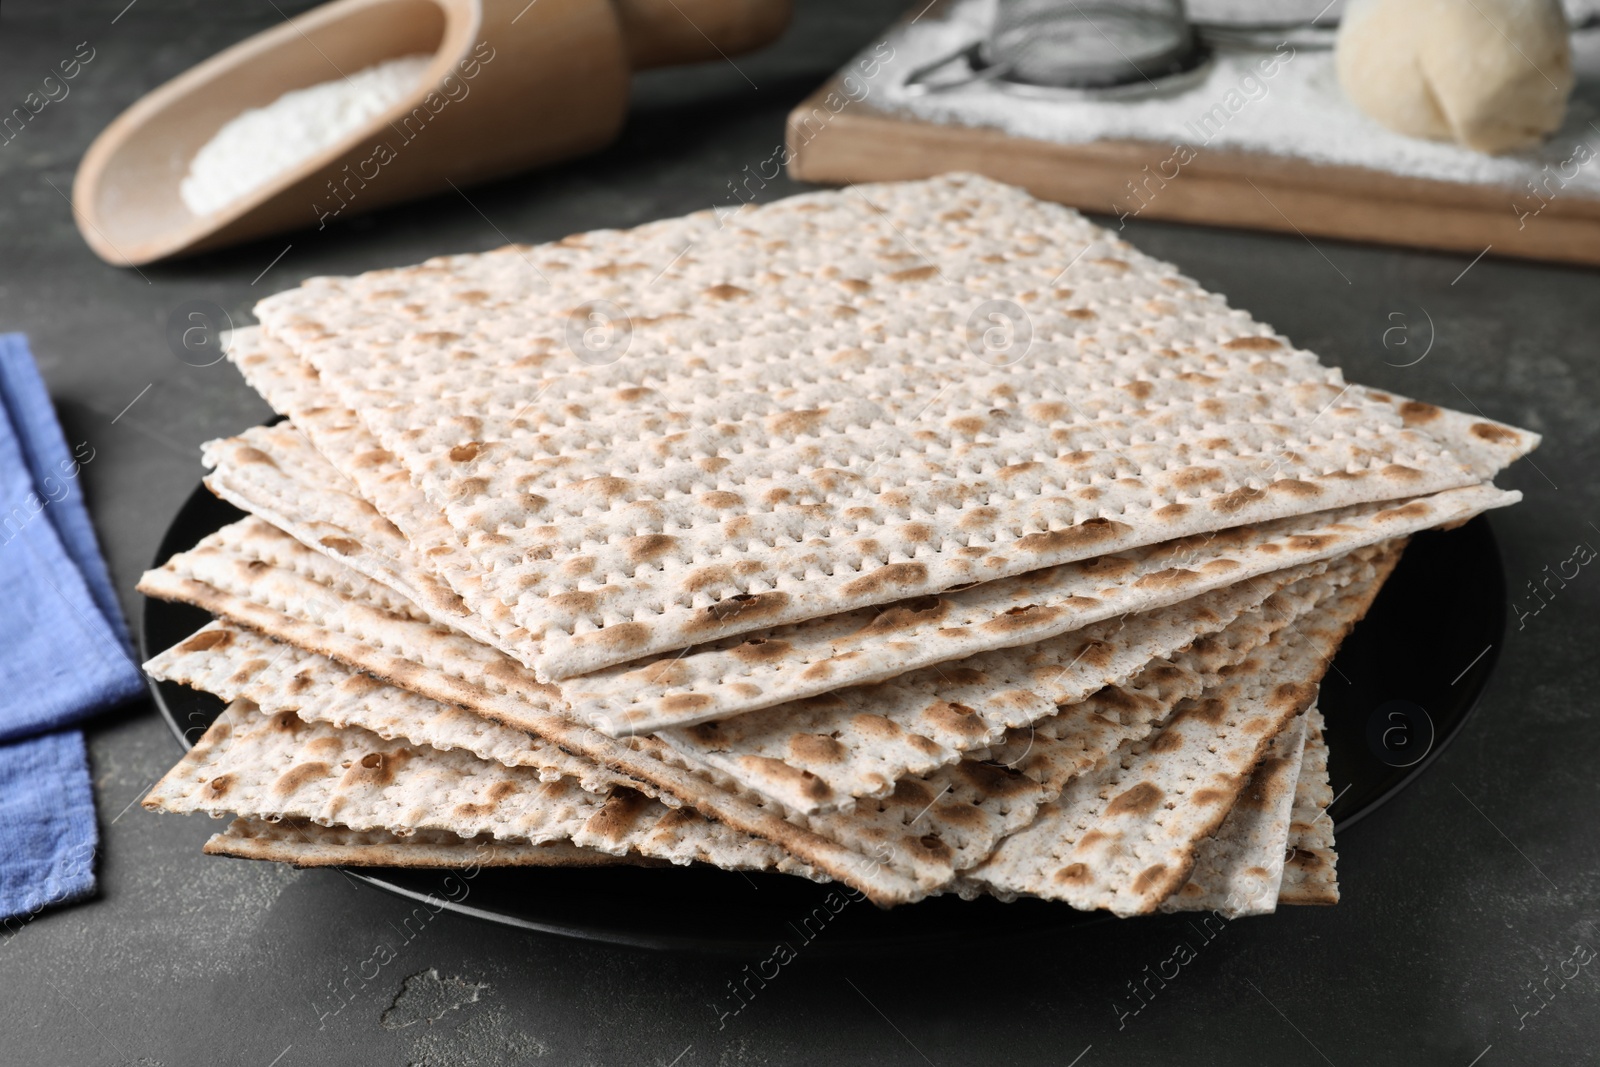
2 1 1599 1065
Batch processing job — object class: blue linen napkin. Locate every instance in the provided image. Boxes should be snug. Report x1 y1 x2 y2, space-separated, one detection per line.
0 333 144 923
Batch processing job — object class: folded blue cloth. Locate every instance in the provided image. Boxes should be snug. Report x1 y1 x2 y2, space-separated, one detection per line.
0 733 99 920
0 333 143 924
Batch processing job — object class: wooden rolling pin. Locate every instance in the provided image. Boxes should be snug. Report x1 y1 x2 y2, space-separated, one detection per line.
73 0 791 266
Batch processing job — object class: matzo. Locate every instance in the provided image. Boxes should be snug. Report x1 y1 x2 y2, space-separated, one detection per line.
133 596 933 904
202 424 508 649
199 409 1514 729
205 816 654 869
142 536 1370 898
136 534 1223 901
196 417 1326 792
961 712 1311 910
253 173 1537 679
560 487 1502 729
139 511 1388 815
672 550 1384 813
961 553 1392 915
226 328 522 648
203 717 1319 897
145 621 647 798
1160 712 1307 917
146 699 814 877
138 498 1477 809
224 326 1526 729
144 623 1077 893
151 632 1032 894
1279 705 1339 905
968 547 1393 794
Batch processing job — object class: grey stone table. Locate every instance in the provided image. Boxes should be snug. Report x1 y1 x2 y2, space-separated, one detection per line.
3 2 1598 1064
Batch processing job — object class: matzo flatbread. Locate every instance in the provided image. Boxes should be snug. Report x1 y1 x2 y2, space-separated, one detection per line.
671 550 1384 813
964 547 1378 784
205 712 1320 900
197 409 1513 731
961 712 1311 910
145 621 649 798
1160 712 1307 917
253 174 1536 679
133 610 929 902
222 327 1524 731
146 699 814 877
139 512 1382 815
205 816 655 869
201 424 506 649
225 330 524 650
143 621 1130 894
139 534 1351 901
1279 705 1339 905
150 615 1315 897
196 418 1328 800
141 535 1380 900
142 504 1469 819
960 552 1392 915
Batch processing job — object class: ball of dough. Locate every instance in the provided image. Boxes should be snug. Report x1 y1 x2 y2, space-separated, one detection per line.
1336 0 1574 154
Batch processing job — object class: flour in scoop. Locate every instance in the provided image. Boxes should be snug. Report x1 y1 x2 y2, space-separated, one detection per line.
180 54 433 217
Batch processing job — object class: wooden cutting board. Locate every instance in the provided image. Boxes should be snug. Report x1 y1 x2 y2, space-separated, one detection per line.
784 15 1600 268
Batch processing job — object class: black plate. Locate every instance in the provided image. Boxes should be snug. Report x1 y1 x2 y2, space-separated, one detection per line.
142 482 1506 955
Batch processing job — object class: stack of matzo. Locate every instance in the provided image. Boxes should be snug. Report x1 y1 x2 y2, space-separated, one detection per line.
138 174 1536 917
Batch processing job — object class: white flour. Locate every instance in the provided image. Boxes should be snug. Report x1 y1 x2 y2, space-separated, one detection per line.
1187 0 1348 22
180 54 433 216
866 0 1600 197
1186 0 1595 22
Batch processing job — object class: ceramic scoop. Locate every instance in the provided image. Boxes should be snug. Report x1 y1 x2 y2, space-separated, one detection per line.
73 0 790 266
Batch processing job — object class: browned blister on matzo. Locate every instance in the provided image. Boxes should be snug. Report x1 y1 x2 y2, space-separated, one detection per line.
252 174 1536 679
